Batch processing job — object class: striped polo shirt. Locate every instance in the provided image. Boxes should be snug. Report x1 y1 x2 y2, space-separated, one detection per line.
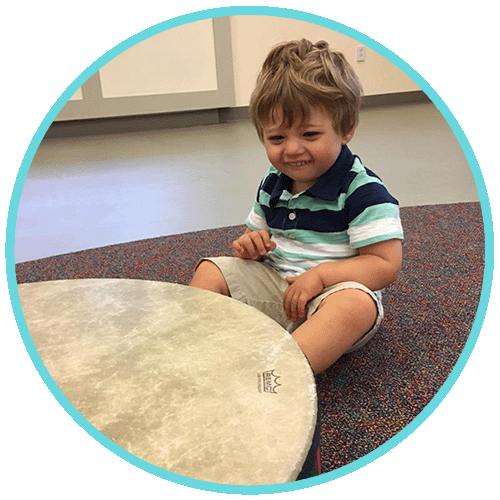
246 145 404 277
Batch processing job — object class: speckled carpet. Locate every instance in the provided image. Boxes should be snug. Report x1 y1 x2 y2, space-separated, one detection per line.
16 202 485 475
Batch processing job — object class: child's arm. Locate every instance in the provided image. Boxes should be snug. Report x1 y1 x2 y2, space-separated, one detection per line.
283 239 402 321
232 229 276 260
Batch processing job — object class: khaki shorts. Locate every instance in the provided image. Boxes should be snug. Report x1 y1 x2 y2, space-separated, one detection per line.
198 256 383 353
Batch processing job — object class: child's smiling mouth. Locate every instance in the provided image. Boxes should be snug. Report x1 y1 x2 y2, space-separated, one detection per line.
287 161 310 167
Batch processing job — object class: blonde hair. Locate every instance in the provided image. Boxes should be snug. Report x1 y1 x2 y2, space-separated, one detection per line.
249 39 363 142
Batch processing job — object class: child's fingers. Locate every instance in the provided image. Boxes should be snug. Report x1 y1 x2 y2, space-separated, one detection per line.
232 240 246 257
283 280 308 321
233 230 275 260
241 236 261 259
242 231 272 259
283 286 299 321
232 237 250 258
297 297 307 319
283 288 292 319
247 231 270 256
260 231 276 251
233 235 261 260
290 294 307 321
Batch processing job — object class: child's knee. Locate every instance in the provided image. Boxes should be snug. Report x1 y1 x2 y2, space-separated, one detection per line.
190 260 230 296
318 288 377 329
194 260 218 276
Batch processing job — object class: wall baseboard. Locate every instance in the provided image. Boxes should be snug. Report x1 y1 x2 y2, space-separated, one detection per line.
362 90 430 108
44 90 430 139
44 109 221 139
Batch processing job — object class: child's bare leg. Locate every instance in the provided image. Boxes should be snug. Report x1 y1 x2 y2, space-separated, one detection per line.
291 289 377 374
189 260 230 296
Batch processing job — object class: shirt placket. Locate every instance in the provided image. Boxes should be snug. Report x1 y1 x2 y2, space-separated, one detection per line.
282 194 299 231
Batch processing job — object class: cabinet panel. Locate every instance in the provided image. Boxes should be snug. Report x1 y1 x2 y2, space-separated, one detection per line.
69 88 83 101
56 17 234 121
100 20 218 98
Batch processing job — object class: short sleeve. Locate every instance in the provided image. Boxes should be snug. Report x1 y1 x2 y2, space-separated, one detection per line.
345 166 404 248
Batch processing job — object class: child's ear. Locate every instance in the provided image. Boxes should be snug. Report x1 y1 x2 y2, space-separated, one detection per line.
342 127 356 144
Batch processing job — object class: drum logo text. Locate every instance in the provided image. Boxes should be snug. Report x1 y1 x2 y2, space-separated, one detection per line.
259 369 281 394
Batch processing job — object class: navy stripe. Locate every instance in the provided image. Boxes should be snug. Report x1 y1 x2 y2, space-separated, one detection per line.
260 172 280 195
262 204 348 233
306 145 356 201
262 171 293 203
365 167 383 181
338 170 357 196
261 182 399 233
338 169 382 198
252 147 401 252
346 182 399 222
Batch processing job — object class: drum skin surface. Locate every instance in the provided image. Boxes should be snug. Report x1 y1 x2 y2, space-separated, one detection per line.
18 279 317 486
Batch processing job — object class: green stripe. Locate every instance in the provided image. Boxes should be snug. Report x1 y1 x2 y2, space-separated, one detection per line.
347 159 384 195
253 200 266 218
276 228 350 245
276 194 346 212
270 166 384 213
258 191 271 209
350 203 400 226
260 159 385 213
271 246 354 261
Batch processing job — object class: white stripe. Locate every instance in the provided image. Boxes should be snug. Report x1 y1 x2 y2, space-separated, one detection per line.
265 252 355 277
347 217 403 245
265 255 308 276
272 234 357 260
246 209 268 231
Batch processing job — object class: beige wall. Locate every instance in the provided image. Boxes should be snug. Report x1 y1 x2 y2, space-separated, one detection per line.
60 15 421 121
99 19 218 98
230 16 420 107
69 88 83 100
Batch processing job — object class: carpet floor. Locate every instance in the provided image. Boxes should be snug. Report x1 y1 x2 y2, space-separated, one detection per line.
15 202 485 475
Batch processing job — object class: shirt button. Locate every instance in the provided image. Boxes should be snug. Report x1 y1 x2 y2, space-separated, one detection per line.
288 212 297 221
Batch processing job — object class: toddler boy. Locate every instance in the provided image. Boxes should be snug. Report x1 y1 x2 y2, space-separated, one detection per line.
190 39 403 374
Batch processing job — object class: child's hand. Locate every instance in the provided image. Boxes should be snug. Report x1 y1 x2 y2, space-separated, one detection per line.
232 230 276 260
283 269 325 322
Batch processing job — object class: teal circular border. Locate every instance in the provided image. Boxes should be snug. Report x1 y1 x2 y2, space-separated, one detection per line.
6 5 493 495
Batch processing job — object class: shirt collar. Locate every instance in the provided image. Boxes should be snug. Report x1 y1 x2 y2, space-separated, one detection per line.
269 145 356 204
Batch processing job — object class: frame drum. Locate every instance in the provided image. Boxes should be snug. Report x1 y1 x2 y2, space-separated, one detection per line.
18 279 317 486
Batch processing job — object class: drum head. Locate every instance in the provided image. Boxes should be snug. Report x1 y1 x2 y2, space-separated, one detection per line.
18 279 317 485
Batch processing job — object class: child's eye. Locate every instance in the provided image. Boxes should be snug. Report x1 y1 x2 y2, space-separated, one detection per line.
267 135 285 142
304 131 320 138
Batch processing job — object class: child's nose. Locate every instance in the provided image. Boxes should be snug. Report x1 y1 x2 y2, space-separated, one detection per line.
284 138 305 156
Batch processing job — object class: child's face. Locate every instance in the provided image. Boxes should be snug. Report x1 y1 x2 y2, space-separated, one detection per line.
262 106 354 194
